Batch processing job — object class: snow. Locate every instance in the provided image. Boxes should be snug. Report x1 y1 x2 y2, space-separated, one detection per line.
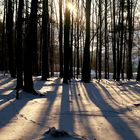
0 74 140 140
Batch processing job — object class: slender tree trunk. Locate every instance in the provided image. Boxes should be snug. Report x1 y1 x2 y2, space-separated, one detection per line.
76 0 80 79
16 0 24 89
122 28 127 80
116 34 120 81
112 0 116 80
127 0 133 80
98 0 102 80
137 59 140 81
63 0 70 84
116 9 121 81
69 0 74 79
59 0 63 78
105 0 108 79
82 0 91 82
23 0 38 93
42 0 49 80
6 0 16 78
50 22 54 77
118 1 124 80
95 5 98 79
1 2 6 72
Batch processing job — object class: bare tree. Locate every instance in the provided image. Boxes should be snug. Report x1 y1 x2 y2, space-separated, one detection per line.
82 0 91 82
59 0 63 78
23 0 38 94
16 0 24 89
41 0 49 80
63 0 71 83
6 0 16 78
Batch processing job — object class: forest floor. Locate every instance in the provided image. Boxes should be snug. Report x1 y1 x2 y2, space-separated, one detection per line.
0 74 140 140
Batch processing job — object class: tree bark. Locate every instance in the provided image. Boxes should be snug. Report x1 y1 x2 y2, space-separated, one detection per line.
63 0 70 84
16 0 24 89
23 0 38 93
59 0 64 78
41 0 50 80
82 0 91 82
6 0 16 78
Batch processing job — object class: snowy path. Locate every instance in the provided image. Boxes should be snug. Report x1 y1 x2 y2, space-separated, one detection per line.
0 75 140 140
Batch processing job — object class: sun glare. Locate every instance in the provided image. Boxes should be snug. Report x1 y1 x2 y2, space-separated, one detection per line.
67 2 75 12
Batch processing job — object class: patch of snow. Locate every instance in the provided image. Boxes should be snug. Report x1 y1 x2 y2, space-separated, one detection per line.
0 75 140 140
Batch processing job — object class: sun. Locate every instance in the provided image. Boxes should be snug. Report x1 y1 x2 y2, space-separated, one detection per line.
67 2 75 12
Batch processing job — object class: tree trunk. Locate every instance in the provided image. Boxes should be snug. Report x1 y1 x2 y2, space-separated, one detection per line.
1 2 6 72
59 0 63 78
6 0 16 78
104 0 108 79
16 0 24 89
98 0 102 80
82 0 91 82
112 0 116 80
69 0 74 79
119 0 124 80
127 0 133 80
63 0 70 84
41 0 49 80
137 59 140 81
23 0 38 93
76 0 80 79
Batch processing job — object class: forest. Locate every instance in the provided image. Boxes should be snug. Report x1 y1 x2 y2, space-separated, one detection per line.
0 0 140 140
0 0 140 91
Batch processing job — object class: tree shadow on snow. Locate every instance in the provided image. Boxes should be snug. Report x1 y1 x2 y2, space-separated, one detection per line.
25 78 62 140
0 77 59 130
69 81 96 139
59 83 74 132
0 87 53 128
83 82 139 140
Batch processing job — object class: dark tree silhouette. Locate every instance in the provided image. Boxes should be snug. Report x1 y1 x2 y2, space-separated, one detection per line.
116 1 124 81
41 0 50 80
63 0 70 84
6 0 16 78
137 59 140 81
126 0 133 80
23 0 38 93
104 0 109 79
1 5 6 72
82 0 91 83
16 0 24 89
59 0 63 78
98 0 102 80
69 0 74 79
112 0 117 80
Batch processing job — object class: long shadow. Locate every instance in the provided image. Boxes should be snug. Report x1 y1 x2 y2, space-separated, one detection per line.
33 76 58 91
0 77 50 129
97 82 140 126
103 80 140 105
59 83 74 133
117 83 140 101
34 79 46 91
70 80 95 139
0 90 16 106
122 81 140 97
0 77 14 87
97 82 131 108
104 81 136 105
83 82 139 140
28 78 61 140
0 90 46 128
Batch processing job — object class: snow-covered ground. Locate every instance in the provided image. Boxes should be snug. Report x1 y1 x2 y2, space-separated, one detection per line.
0 74 140 140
